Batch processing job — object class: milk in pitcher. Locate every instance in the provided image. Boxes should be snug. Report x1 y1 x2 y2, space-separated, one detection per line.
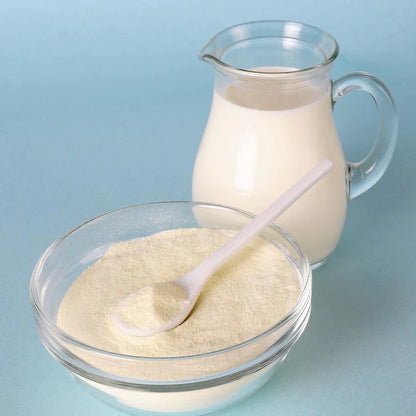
193 68 347 264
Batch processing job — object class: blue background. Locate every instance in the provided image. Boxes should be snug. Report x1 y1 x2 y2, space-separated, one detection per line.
1 0 415 415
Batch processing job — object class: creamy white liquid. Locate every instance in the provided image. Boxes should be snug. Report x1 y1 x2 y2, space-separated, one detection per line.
193 74 347 263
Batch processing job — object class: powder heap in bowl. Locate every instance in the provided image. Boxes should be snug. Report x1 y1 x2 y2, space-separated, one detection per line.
57 228 300 357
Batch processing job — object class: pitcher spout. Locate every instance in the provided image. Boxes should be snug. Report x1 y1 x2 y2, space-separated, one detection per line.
198 35 223 68
198 39 216 62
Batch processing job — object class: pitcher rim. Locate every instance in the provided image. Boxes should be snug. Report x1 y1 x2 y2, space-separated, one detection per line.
199 20 339 78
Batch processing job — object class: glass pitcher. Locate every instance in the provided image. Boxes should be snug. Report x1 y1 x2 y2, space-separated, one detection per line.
192 20 398 267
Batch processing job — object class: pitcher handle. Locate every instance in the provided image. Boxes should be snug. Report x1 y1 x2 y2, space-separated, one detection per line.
332 72 398 200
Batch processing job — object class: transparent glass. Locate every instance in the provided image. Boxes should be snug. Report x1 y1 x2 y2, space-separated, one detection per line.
30 201 312 416
192 20 398 266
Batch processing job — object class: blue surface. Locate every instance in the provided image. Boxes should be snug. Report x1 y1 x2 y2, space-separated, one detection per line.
1 1 415 415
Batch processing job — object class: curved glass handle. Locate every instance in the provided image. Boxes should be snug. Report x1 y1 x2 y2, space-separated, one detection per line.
332 72 398 200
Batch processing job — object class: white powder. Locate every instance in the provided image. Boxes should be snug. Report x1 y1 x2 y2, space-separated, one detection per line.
113 282 189 330
57 228 300 358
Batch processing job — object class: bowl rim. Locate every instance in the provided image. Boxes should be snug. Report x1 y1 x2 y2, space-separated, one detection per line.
30 200 312 362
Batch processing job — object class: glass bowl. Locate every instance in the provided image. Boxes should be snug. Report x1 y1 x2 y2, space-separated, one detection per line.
30 201 312 415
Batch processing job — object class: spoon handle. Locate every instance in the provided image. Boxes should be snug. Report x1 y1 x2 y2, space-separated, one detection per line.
185 159 333 290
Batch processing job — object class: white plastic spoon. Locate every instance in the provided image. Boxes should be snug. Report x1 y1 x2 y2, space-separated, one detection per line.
114 158 333 336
